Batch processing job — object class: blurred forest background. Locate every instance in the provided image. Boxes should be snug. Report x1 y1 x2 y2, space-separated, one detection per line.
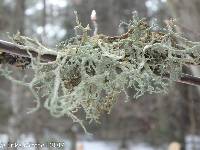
0 0 200 150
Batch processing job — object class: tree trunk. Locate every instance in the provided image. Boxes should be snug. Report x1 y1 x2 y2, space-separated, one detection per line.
42 0 47 37
8 83 20 150
8 0 26 143
167 0 200 149
14 0 26 34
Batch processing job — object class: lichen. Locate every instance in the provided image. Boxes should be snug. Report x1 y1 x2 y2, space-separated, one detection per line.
1 13 200 132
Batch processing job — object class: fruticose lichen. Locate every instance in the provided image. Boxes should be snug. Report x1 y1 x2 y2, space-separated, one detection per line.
1 13 200 131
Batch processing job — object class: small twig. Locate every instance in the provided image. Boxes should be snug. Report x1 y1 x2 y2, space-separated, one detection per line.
0 39 56 61
178 74 200 86
162 73 200 86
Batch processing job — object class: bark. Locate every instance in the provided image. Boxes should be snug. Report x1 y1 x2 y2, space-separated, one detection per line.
0 39 56 61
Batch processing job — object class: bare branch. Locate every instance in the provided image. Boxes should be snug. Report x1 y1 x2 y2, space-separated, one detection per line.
178 74 200 86
162 73 200 86
0 40 56 61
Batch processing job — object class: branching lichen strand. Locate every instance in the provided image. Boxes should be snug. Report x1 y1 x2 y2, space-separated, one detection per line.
1 14 200 131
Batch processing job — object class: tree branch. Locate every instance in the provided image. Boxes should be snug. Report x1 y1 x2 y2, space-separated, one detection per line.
178 74 200 86
162 73 200 86
1 39 200 86
0 39 56 61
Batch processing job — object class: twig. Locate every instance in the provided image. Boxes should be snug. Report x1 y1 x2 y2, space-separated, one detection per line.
178 74 200 86
0 40 56 61
1 39 200 86
162 73 200 86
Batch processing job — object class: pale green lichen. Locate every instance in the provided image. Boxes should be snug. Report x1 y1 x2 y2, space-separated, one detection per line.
1 13 200 131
